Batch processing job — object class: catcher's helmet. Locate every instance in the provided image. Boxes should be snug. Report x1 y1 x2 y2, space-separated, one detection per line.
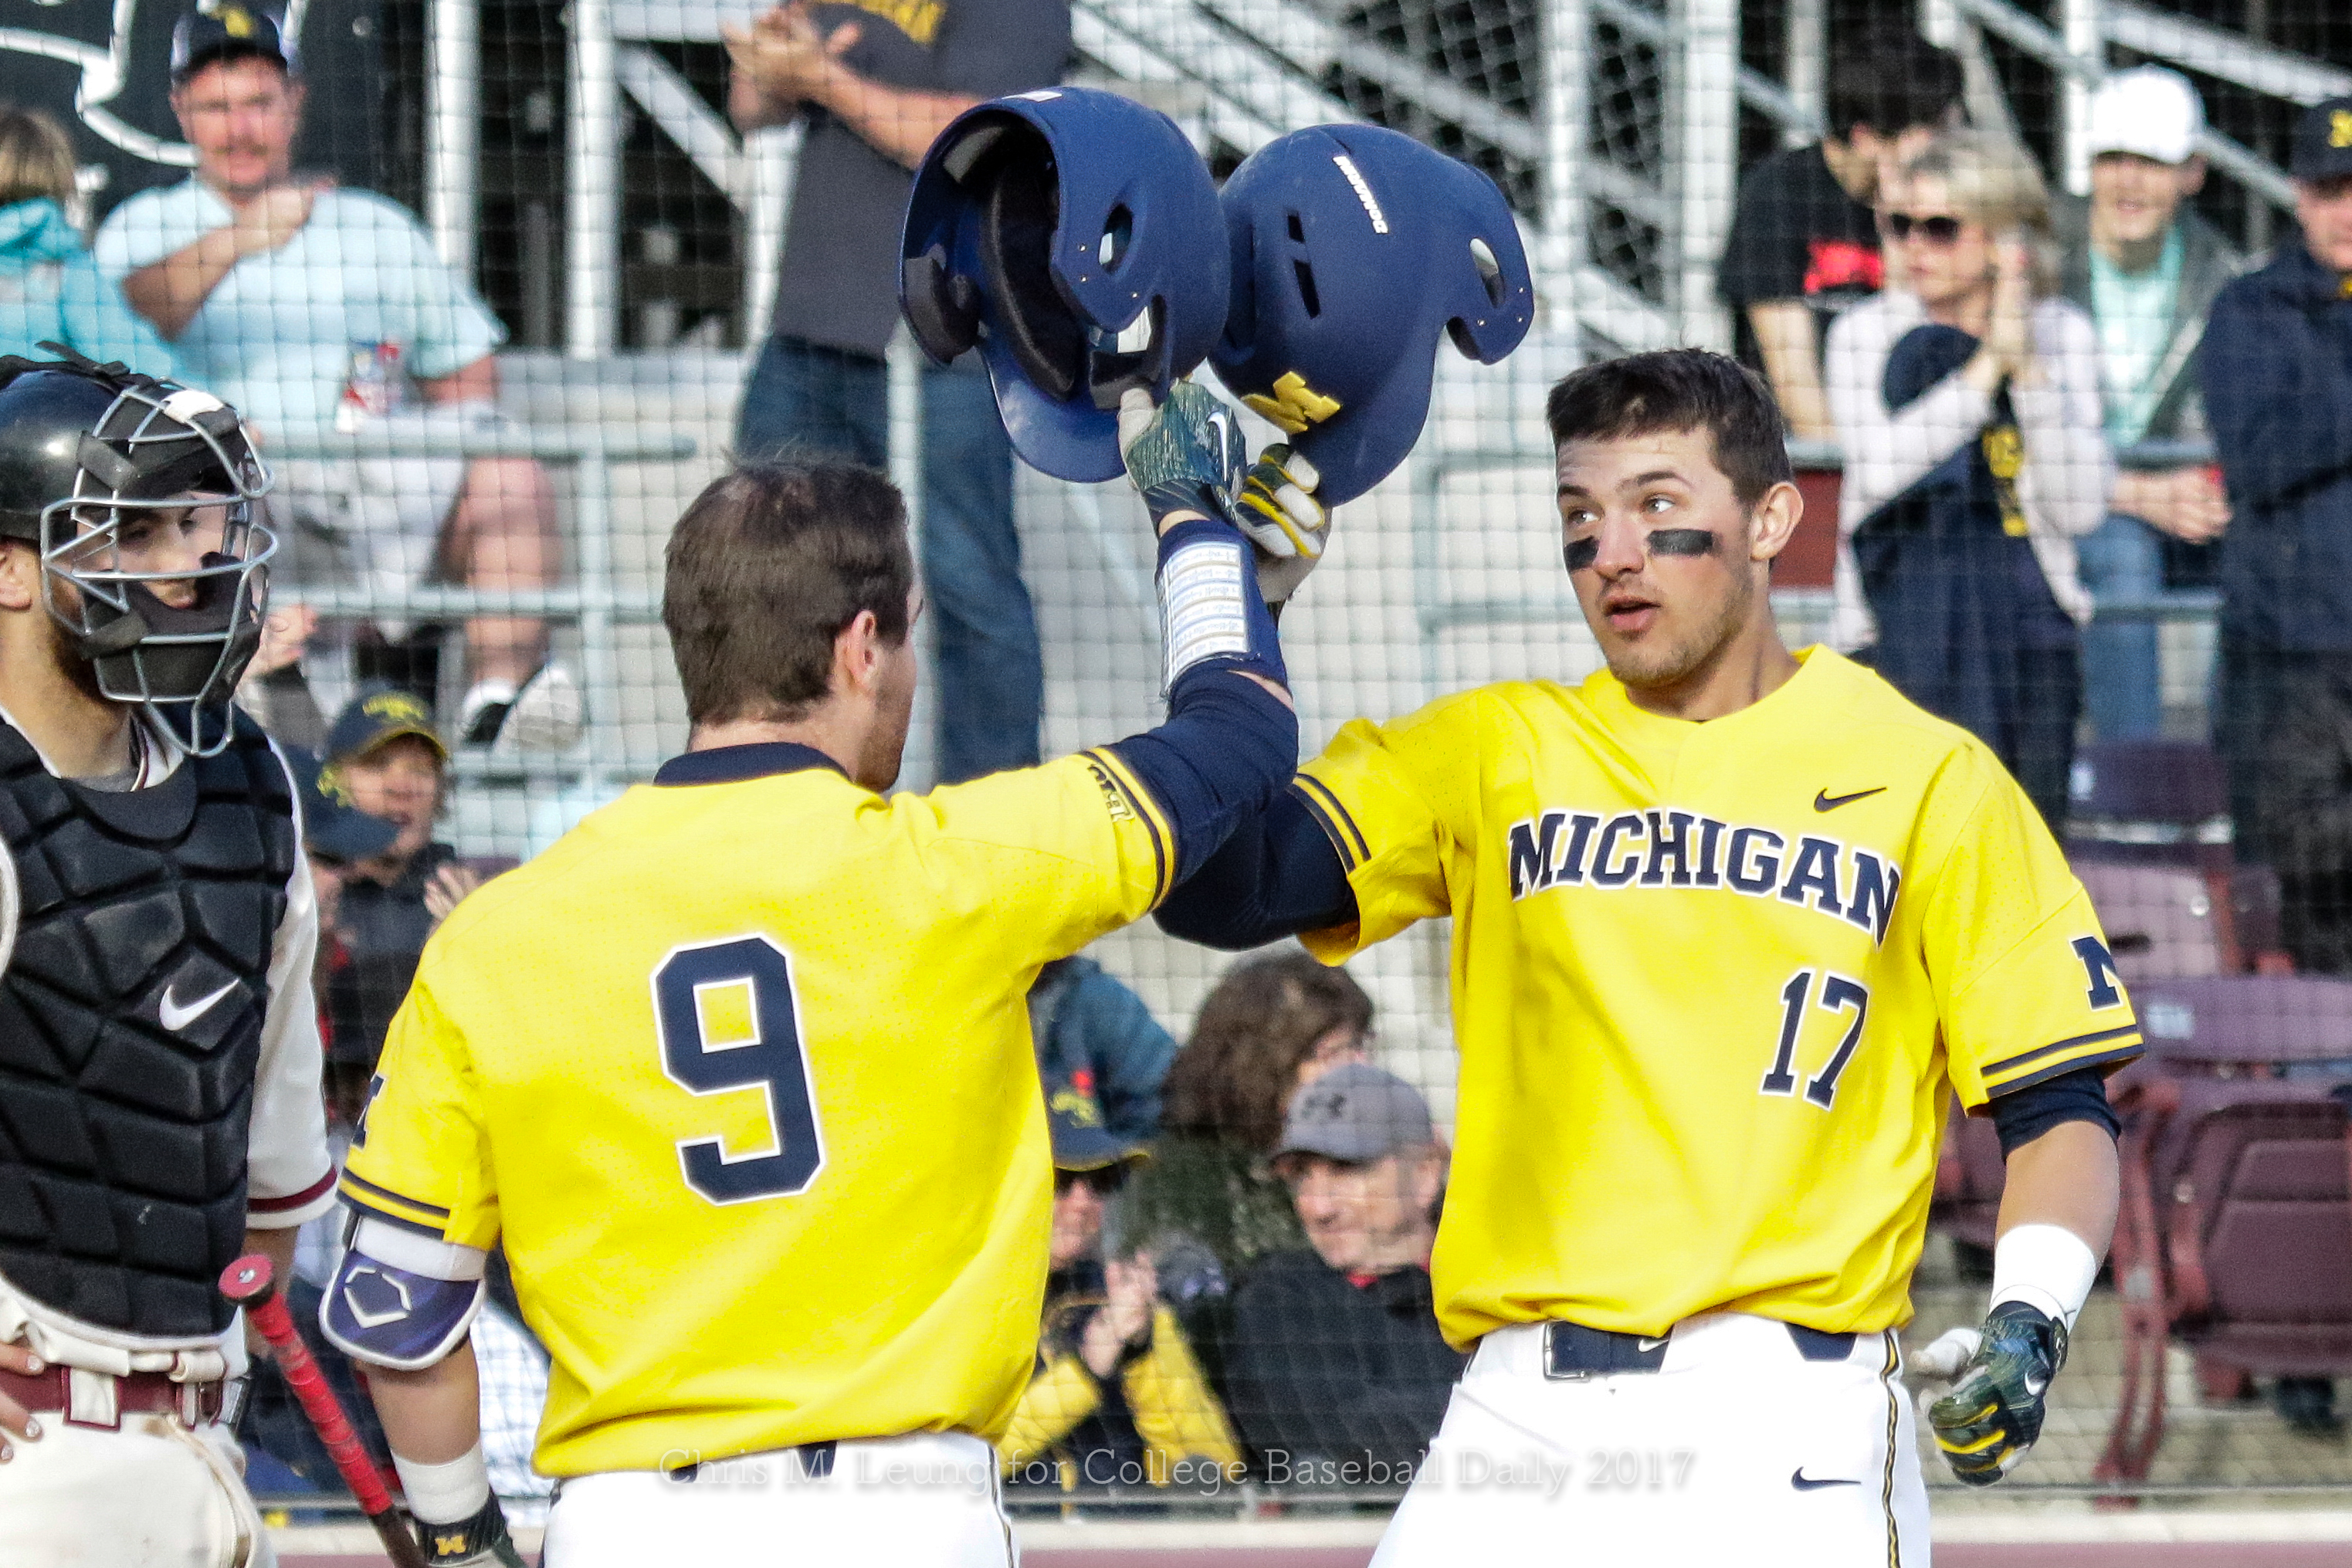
900 86 1229 483
0 350 274 756
1209 126 1534 505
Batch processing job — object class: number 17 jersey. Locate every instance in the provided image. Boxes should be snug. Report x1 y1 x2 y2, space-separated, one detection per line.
1293 649 2140 1348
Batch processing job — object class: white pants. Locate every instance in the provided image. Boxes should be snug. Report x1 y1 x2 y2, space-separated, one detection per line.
1373 1313 1930 1568
541 1432 1015 1568
0 1411 273 1568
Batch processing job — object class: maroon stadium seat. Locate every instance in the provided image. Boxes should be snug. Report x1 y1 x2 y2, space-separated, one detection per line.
2066 741 2247 977
2096 976 2352 1485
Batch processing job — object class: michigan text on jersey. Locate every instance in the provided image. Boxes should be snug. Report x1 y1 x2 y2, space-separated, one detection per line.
1506 807 1902 946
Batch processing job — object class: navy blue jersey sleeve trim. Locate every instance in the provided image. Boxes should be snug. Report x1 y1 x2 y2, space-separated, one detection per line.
1988 1066 2121 1156
1154 782 1358 950
1103 662 1298 889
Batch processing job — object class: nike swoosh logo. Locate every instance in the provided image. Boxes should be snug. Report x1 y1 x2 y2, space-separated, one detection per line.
1791 1468 1861 1491
159 979 238 1031
1635 1336 1670 1353
1814 787 1887 812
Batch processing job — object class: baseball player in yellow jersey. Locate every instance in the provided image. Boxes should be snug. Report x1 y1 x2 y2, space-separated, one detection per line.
313 382 1306 1567
1159 350 2133 1566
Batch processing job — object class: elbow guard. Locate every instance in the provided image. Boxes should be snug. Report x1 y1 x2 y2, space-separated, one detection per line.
319 1215 489 1370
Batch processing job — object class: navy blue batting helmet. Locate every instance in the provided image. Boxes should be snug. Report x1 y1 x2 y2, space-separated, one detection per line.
900 87 1229 483
1209 126 1534 505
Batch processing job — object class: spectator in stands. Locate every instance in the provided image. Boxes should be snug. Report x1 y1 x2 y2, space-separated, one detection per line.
2262 672 2352 973
316 684 478 1107
724 0 1069 784
1120 950 1374 1283
1030 953 1178 1149
999 1072 1241 1497
93 7 573 750
2055 68 2240 741
0 105 180 374
1828 130 2112 829
2200 97 2352 869
1223 1064 1463 1485
1717 27 1964 442
284 743 398 1177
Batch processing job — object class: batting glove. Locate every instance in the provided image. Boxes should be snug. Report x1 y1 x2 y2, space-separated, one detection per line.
1927 1302 2067 1486
1235 442 1330 605
415 1495 527 1568
1117 381 1249 532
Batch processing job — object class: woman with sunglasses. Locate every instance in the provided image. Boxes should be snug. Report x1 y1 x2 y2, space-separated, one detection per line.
1825 130 2113 829
997 1071 1242 1504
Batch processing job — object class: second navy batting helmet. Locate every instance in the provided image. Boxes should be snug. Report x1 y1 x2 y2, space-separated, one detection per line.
900 86 1229 483
1209 126 1534 505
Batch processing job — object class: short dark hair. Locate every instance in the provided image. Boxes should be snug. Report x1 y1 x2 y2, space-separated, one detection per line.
1545 349 1793 509
663 460 914 727
1826 29 1964 141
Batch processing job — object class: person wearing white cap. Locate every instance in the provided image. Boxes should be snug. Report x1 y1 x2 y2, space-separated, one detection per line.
2055 66 2244 740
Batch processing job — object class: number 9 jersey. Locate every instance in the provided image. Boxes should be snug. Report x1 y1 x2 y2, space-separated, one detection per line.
336 742 1178 1476
1290 649 2141 1349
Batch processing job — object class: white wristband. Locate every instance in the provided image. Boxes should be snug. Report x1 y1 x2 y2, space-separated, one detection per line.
394 1444 490 1526
1990 1223 2099 1335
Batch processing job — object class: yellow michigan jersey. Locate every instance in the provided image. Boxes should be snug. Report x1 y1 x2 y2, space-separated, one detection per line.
1293 648 2140 1349
338 743 1176 1475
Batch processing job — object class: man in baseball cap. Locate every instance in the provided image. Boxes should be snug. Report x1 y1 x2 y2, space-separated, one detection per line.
2058 66 2239 744
1223 1063 1462 1480
2201 104 2352 1305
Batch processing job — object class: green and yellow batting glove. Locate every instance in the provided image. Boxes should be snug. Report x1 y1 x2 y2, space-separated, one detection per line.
1927 1301 2067 1486
1117 380 1249 531
1234 442 1330 605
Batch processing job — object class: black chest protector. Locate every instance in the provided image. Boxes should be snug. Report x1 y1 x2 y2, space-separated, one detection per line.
0 713 295 1338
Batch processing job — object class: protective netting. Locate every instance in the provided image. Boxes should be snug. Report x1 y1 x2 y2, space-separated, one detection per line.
5 0 2352 1537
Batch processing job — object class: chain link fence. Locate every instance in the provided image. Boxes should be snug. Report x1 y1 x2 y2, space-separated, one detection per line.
6 0 2352 1536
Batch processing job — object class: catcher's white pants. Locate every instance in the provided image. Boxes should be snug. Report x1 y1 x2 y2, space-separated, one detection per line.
541 1431 1015 1567
0 1412 272 1568
1373 1312 1932 1568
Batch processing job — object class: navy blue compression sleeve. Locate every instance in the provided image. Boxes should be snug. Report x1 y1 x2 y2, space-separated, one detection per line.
1153 783 1357 950
1988 1067 2120 1155
1106 669 1297 886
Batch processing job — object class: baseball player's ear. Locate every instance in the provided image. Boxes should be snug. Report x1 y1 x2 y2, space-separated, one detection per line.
0 541 36 613
1746 480 1804 564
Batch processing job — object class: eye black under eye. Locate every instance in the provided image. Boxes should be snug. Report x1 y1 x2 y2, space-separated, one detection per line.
1648 528 1717 557
1563 537 1599 571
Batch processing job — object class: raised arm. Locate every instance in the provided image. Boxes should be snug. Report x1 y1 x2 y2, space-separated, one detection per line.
118 184 323 340
723 5 973 165
1825 303 1998 525
2012 304 2115 540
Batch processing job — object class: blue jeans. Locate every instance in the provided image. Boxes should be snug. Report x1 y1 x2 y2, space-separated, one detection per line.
2076 512 2166 741
737 337 1041 784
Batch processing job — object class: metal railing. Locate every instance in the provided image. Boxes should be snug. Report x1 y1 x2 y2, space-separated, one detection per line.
266 425 696 787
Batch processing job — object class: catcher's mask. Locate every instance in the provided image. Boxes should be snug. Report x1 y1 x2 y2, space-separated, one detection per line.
0 348 275 757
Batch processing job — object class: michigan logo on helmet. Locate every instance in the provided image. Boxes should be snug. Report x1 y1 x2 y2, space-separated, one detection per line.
0 347 274 756
1210 125 1534 506
900 86 1229 483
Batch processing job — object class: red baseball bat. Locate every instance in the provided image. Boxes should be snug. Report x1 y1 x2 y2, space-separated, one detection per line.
220 1254 430 1568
